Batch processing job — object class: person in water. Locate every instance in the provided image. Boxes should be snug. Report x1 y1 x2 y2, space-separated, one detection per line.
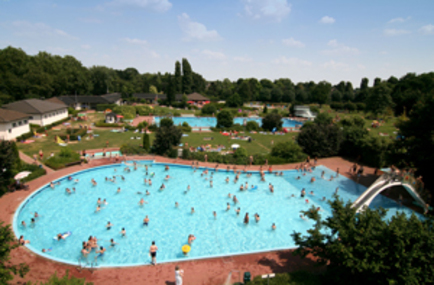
226 203 231 211
95 246 106 261
255 213 260 223
144 215 149 226
120 228 126 237
188 234 196 245
110 239 118 248
106 221 113 230
301 189 306 197
244 213 249 224
272 223 276 230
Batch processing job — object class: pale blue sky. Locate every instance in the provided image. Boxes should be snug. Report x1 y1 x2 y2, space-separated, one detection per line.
1 0 433 86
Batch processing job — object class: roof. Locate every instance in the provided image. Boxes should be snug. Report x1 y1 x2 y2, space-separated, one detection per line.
101 93 121 103
45 97 68 107
0 109 30 123
105 112 117 117
2 99 67 114
187 93 209 101
133 93 184 101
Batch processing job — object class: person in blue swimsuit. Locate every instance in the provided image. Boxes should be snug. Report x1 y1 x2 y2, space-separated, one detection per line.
95 246 106 261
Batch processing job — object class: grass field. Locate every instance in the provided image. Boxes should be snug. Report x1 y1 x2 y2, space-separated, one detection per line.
18 105 399 160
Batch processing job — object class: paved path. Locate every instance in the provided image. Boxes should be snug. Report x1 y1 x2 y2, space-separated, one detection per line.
2 155 378 285
19 151 55 174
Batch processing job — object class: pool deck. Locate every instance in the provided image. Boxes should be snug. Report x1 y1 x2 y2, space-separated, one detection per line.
1 155 377 285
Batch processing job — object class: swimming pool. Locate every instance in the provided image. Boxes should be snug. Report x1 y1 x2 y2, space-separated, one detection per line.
13 163 420 267
154 117 303 128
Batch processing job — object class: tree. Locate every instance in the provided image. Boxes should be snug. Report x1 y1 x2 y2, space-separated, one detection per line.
201 104 217 115
174 61 182 93
365 82 393 115
142 132 150 152
331 89 342 102
271 141 306 162
355 77 369 102
166 75 175 105
226 93 243 107
245 121 260 131
0 222 29 283
292 197 434 285
152 124 182 155
310 81 331 106
149 85 158 94
237 81 252 102
0 141 20 196
261 113 283 131
270 87 283 102
159 117 174 128
297 123 343 157
182 58 193 94
216 110 233 128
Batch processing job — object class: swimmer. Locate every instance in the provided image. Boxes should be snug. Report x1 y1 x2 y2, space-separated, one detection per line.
95 205 103 213
191 207 195 214
188 234 196 245
301 189 306 198
255 213 260 223
335 187 339 194
336 168 339 178
321 171 325 179
117 187 121 193
42 248 52 253
19 235 30 245
272 223 276 230
300 214 307 220
239 185 244 191
228 193 232 198
245 182 248 189
148 179 152 186
34 212 39 218
165 165 169 171
144 178 148 184
305 199 309 204
310 177 316 183
106 221 113 230
21 221 26 227
244 213 249 224
30 218 36 227
165 175 171 181
329 175 334 181
213 211 217 219
144 215 149 226
95 246 106 260
210 180 213 188
72 187 76 193
187 185 191 191
120 228 126 237
322 197 326 201
269 184 274 193
121 175 125 181
296 176 301 180
310 191 314 196
103 199 108 205
91 179 97 186
226 203 231 211
97 198 102 205
56 233 64 241
316 207 323 212
225 177 229 183
66 187 72 195
175 202 179 208
50 182 55 188
139 198 146 207
81 245 89 257
146 190 150 195
110 239 118 248
233 195 239 204
159 183 165 191
236 207 240 215
279 172 283 176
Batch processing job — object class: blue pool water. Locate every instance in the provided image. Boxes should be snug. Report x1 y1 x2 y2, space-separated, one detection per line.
14 163 420 267
154 116 303 128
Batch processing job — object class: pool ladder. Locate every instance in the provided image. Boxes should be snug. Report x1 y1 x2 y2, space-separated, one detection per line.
77 257 96 274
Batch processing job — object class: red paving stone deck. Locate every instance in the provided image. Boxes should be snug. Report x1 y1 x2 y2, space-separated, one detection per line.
2 156 375 285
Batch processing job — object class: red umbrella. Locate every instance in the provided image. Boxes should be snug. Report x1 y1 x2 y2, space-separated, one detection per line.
203 101 210 104
116 115 124 118
187 101 195 104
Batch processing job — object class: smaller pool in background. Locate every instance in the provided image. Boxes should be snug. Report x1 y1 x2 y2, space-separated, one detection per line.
86 151 122 158
154 116 303 128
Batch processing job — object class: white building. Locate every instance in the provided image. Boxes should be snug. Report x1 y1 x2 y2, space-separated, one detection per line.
2 99 68 126
0 109 30 140
294 105 317 120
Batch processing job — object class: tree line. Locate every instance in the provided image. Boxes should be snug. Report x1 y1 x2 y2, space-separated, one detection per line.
1 46 434 116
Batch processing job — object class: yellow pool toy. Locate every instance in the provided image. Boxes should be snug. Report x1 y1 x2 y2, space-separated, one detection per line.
182 244 191 254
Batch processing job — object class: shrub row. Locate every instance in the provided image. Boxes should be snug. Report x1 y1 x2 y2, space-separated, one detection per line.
44 148 81 170
96 104 117 112
330 102 366 111
95 120 122 128
58 128 88 141
120 143 147 155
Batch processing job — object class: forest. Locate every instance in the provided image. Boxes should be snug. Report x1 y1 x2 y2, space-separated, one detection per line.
1 46 434 117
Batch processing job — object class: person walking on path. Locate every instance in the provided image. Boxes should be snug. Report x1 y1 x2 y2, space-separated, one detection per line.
249 156 253 166
149 241 158 265
175 265 184 285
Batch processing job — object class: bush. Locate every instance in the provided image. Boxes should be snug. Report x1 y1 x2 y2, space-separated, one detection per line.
95 120 121 128
246 121 260 131
271 141 307 162
19 163 46 183
344 102 357 112
356 102 366 111
58 128 87 141
120 143 147 155
96 104 117 112
181 122 192 133
330 102 344 110
113 105 136 119
263 106 268 114
142 133 150 152
201 104 217 115
44 148 81 170
310 105 320 114
262 113 283 131
67 107 80 116
17 131 34 141
159 117 174 128
216 110 233 128
182 148 191 160
297 123 343 157
135 105 153 116
233 147 248 158
152 125 182 155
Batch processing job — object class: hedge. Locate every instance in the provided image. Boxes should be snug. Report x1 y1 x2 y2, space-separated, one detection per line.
120 143 147 155
44 148 81 170
96 104 117 112
95 120 122 128
58 128 88 141
19 163 46 183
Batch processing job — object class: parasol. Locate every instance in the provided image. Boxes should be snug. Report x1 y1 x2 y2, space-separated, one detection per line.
14 171 31 180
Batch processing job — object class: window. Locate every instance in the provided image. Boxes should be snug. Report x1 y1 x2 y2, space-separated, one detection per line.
29 116 33 120
12 123 16 127
24 120 28 124
8 129 11 133
18 121 22 126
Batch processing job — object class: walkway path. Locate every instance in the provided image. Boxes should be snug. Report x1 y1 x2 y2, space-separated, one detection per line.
1 155 376 285
19 151 55 174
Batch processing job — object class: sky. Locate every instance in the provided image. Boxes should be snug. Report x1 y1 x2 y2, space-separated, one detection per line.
0 0 433 87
